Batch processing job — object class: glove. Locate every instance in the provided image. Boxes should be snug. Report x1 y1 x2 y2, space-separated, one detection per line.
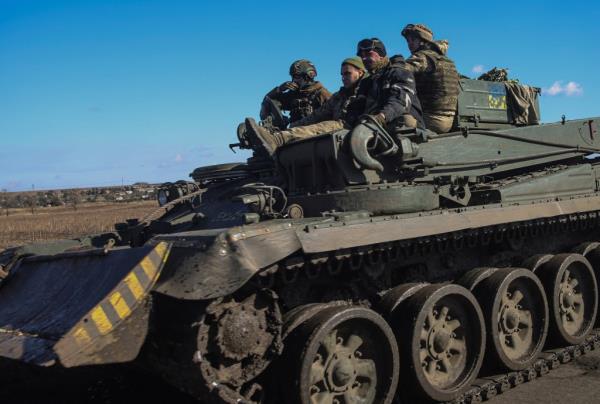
278 81 298 93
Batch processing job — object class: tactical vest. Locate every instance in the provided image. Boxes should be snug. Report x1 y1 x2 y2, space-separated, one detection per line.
412 49 459 114
289 86 325 123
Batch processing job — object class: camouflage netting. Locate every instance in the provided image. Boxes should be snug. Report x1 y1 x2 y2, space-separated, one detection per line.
477 67 519 83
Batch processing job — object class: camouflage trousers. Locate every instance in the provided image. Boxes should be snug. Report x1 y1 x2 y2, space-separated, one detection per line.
402 114 418 129
279 120 346 144
424 112 455 133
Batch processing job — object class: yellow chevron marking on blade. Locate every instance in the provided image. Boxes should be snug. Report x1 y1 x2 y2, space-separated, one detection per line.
91 306 113 335
155 242 168 260
73 327 92 346
109 291 132 320
140 256 157 281
124 271 145 300
155 242 171 265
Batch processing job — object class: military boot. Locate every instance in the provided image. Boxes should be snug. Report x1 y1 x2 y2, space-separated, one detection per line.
244 118 283 155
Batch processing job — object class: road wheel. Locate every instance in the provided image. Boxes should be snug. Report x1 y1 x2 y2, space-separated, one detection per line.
284 305 399 404
535 253 598 345
377 282 428 315
573 242 600 326
392 284 485 402
466 267 548 371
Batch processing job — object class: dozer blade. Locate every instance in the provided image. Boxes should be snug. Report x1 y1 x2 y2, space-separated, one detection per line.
0 242 170 368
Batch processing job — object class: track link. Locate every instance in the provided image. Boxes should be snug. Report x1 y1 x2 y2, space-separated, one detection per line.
446 330 600 404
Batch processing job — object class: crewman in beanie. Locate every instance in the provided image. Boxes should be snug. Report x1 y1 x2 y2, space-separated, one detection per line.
402 24 459 133
246 57 368 155
291 56 367 127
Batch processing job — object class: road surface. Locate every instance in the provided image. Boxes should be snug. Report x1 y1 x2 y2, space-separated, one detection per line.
2 349 600 403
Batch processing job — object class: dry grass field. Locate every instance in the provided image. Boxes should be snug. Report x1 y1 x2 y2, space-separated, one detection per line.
0 201 157 250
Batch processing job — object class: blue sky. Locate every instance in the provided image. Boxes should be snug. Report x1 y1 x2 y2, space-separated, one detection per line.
1 0 598 191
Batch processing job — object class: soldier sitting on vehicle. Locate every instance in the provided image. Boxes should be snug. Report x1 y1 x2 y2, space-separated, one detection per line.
259 59 332 129
351 37 424 131
246 57 367 155
401 24 459 133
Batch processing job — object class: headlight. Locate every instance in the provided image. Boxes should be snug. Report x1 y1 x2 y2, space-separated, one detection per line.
157 189 169 206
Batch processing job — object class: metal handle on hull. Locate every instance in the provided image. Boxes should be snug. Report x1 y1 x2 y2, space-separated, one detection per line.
350 122 386 172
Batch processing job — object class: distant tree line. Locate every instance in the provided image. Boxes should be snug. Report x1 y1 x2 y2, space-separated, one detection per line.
0 184 157 211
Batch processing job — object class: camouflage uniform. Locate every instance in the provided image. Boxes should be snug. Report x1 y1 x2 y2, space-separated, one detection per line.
260 58 366 145
276 82 362 142
260 60 332 125
260 81 332 124
272 120 346 143
402 24 460 133
245 58 366 153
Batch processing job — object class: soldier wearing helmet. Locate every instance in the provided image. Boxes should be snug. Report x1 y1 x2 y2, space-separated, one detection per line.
259 59 332 127
401 24 460 133
246 57 367 154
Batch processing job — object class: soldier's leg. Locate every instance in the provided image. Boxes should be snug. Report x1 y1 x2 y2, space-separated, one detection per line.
278 120 345 144
402 114 418 129
244 118 345 156
424 113 455 133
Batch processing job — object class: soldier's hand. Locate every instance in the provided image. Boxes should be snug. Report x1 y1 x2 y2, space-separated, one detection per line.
278 81 298 92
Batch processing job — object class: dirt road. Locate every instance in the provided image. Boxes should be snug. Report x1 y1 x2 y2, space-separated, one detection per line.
2 349 600 403
491 349 600 404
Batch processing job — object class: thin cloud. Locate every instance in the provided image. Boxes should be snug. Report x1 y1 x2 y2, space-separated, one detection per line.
158 153 185 168
543 81 583 97
564 82 583 96
471 64 485 74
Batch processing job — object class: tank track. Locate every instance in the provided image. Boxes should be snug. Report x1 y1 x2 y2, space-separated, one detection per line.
246 208 600 403
447 329 600 404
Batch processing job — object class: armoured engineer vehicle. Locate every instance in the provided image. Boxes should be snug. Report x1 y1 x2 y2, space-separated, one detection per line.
2 78 600 404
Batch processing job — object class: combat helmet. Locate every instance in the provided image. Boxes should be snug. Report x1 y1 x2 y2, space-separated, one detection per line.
401 23 434 42
289 59 317 80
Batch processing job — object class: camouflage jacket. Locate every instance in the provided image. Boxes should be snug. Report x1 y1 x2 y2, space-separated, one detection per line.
348 56 424 128
405 40 459 115
261 81 332 124
290 81 362 127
